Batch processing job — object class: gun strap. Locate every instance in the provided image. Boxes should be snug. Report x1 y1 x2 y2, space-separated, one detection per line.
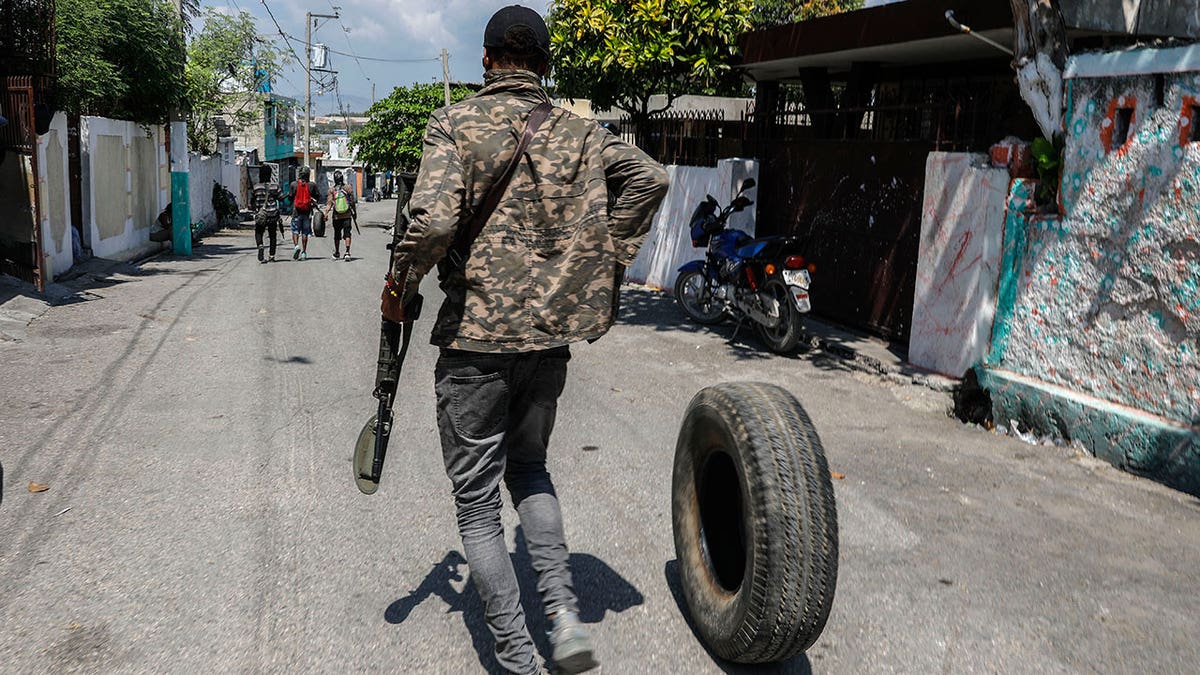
447 101 553 269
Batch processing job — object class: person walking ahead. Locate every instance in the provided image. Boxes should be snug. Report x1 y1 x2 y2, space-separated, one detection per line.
381 6 668 673
289 166 320 260
250 167 284 263
326 170 357 260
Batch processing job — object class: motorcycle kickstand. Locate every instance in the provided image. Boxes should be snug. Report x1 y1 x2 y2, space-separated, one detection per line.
729 315 748 342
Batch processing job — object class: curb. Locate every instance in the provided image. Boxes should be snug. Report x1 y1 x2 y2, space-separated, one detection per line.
808 335 960 394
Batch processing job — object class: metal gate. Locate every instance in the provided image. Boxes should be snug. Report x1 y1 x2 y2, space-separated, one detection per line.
0 75 44 291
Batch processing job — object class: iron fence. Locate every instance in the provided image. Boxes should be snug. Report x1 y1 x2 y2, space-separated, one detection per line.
619 108 753 167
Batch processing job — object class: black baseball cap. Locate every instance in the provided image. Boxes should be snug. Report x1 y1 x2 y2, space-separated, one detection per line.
483 5 550 56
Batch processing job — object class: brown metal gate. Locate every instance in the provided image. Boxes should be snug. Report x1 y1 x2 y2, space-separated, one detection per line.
1 75 43 291
754 139 931 343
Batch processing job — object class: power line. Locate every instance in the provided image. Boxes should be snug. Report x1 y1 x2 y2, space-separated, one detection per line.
280 32 437 63
258 0 304 68
326 1 371 83
325 46 442 64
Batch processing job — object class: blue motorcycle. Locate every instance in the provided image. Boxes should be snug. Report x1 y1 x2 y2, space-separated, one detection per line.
674 179 815 354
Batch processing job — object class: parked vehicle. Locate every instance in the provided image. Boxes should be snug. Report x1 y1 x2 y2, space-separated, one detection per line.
674 179 816 354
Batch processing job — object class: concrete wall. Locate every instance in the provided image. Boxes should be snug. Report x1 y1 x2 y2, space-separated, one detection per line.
218 138 240 210
185 139 245 229
35 112 72 282
992 69 1200 424
80 117 169 262
910 153 1008 377
626 158 758 291
188 152 219 228
1059 0 1200 39
977 57 1200 495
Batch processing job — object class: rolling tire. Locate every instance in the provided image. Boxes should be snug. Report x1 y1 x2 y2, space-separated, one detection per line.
753 280 804 354
672 382 838 663
675 270 727 325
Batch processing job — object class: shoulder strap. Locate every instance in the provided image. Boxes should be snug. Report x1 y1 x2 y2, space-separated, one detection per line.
448 101 553 269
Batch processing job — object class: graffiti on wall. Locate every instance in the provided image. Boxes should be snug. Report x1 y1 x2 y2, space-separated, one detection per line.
910 153 1008 377
996 72 1200 424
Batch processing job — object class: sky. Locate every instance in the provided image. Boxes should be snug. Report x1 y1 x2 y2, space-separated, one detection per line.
203 0 901 114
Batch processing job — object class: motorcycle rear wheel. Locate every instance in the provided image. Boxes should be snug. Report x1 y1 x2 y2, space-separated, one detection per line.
675 270 727 325
754 280 804 354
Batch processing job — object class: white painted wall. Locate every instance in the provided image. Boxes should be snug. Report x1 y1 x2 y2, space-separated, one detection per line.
909 152 1009 377
188 152 219 228
80 117 169 261
218 137 240 209
626 158 758 291
36 112 73 282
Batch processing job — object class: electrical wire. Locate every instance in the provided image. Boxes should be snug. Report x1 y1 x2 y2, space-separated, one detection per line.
280 32 437 64
258 0 304 68
326 1 371 83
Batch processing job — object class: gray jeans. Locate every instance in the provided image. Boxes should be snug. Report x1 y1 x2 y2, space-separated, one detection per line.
435 346 578 674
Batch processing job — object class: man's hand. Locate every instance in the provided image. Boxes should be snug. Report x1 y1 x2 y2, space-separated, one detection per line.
381 273 422 324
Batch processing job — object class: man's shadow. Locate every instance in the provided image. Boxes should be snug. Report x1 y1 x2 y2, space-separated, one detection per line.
385 527 644 674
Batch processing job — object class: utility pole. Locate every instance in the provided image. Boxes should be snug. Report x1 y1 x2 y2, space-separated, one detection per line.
304 10 339 170
170 0 190 255
441 48 451 106
371 83 376 106
304 10 312 170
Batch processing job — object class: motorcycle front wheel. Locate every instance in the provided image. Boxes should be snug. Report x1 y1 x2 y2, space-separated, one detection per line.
754 280 805 354
675 270 727 325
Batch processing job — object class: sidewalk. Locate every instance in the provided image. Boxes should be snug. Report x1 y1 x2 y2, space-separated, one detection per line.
802 316 960 393
0 257 157 342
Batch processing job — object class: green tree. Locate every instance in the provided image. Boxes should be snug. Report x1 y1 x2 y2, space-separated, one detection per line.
548 0 755 123
185 9 285 154
350 83 474 172
55 0 186 124
750 0 863 28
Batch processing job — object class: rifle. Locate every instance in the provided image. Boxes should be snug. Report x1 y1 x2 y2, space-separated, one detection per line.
353 189 420 495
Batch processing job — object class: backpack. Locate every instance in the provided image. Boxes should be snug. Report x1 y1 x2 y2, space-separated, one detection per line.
334 187 351 215
253 183 280 218
294 180 314 212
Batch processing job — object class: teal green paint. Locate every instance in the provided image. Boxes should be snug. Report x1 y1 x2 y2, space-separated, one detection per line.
262 96 297 162
976 367 1200 497
171 172 191 256
987 180 1036 367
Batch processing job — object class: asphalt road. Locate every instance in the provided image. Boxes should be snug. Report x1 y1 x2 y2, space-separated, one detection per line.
1 200 1198 674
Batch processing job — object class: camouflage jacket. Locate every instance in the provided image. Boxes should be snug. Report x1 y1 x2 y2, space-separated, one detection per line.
390 69 669 352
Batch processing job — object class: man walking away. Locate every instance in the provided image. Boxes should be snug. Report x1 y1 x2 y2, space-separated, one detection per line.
250 166 284 263
381 6 669 673
289 166 320 260
327 170 357 260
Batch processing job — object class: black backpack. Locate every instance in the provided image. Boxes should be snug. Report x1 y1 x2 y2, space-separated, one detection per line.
253 183 281 218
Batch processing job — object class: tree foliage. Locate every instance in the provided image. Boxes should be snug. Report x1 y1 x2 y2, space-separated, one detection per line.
548 0 755 121
750 0 864 28
185 8 285 153
55 0 186 124
350 83 474 172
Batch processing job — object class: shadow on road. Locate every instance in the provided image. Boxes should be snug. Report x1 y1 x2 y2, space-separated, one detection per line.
617 288 858 375
664 559 814 675
263 355 313 365
384 527 644 673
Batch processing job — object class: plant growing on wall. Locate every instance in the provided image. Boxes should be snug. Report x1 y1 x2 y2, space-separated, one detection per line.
1031 136 1063 210
185 9 286 154
349 83 475 172
55 0 186 124
548 0 755 125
